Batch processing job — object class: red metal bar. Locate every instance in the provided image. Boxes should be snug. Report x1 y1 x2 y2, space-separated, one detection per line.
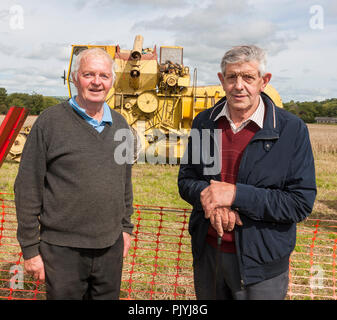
0 106 28 168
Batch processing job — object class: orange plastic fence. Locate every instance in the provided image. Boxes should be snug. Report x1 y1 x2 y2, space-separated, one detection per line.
0 193 336 300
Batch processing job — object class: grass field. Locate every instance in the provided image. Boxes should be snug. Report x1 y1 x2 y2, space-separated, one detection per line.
1 123 336 216
0 123 336 300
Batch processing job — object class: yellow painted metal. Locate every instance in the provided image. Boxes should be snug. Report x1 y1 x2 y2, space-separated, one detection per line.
114 58 158 94
66 36 283 161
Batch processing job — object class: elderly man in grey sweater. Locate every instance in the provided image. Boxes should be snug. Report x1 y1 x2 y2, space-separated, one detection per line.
15 48 134 300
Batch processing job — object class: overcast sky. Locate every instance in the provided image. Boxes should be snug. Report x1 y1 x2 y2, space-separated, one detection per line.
0 0 336 102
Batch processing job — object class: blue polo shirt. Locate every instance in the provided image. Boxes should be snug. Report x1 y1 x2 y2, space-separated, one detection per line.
69 96 112 133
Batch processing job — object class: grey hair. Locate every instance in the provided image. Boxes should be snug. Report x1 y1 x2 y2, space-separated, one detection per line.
220 45 267 76
72 47 116 83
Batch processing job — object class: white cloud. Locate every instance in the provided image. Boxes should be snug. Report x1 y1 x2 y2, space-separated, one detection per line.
23 43 69 61
0 0 335 102
0 41 15 55
133 0 298 88
75 0 189 9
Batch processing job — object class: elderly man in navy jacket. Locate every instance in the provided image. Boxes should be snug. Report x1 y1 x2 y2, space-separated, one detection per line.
178 45 316 300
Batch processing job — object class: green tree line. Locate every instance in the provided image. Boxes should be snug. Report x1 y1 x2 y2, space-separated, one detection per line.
1 87 336 122
0 87 67 115
284 98 337 123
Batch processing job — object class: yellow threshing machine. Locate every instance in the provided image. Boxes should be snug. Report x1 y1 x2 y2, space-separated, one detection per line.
66 35 282 162
10 35 283 162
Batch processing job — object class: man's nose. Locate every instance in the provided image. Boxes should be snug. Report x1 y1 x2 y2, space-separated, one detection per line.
92 75 101 85
234 76 244 90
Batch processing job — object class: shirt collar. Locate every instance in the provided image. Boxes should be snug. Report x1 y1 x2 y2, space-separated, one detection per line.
214 95 265 132
69 96 112 125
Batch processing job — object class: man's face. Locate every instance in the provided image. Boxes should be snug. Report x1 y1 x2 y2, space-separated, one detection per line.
73 54 113 105
218 60 271 112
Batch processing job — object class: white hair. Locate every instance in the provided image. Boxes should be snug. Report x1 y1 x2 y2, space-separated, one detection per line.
72 47 116 83
220 45 267 76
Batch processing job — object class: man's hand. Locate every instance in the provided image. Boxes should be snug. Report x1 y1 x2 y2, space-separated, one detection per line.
217 207 242 232
209 207 243 236
123 232 132 258
210 210 224 238
24 255 45 282
200 180 237 218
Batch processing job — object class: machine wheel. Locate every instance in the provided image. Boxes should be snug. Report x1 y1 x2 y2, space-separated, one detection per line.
9 133 27 162
137 92 158 113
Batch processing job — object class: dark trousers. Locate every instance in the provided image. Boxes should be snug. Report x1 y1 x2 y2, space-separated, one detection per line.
39 234 123 300
193 243 289 300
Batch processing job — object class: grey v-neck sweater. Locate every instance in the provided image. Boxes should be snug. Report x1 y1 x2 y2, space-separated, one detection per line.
15 102 134 259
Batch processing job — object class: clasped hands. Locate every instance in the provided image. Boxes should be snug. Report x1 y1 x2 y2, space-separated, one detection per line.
200 180 242 237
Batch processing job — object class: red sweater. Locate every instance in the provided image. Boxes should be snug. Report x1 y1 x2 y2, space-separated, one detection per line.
206 117 260 253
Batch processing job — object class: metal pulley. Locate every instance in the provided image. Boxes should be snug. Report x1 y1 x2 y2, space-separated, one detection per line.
137 92 158 113
166 75 177 87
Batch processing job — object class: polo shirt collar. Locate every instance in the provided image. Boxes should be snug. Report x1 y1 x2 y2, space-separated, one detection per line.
69 96 112 125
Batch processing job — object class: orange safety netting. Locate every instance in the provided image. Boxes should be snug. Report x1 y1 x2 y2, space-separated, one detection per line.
0 193 336 300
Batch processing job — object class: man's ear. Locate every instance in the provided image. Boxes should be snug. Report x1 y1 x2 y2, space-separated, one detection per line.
217 72 225 88
261 72 272 91
72 72 78 87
